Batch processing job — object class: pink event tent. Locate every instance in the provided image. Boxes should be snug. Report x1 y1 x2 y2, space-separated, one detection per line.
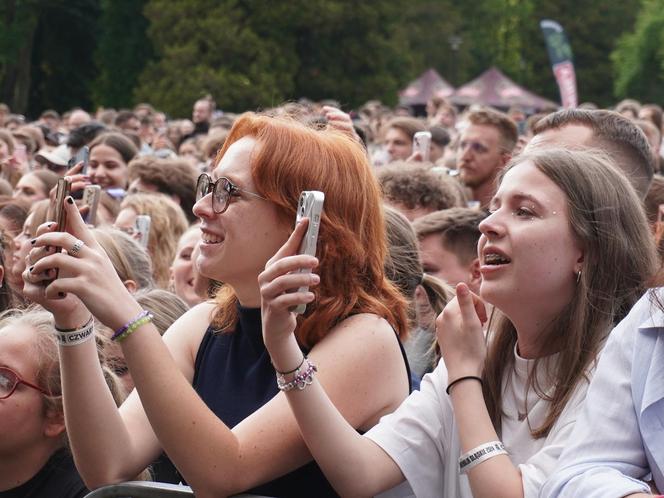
399 68 455 106
450 67 558 111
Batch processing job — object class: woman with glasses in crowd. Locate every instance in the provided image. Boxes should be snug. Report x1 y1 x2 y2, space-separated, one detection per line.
0 308 88 498
22 113 412 497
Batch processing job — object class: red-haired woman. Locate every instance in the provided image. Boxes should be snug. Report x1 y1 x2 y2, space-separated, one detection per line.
22 113 411 497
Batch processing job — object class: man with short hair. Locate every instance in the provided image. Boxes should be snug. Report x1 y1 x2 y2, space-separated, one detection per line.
412 207 485 294
67 109 91 130
528 108 654 199
383 117 426 162
457 108 517 208
188 98 215 138
114 110 141 134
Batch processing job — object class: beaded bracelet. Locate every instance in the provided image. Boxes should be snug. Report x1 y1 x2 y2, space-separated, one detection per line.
111 310 154 342
458 441 508 474
276 357 317 392
55 316 95 347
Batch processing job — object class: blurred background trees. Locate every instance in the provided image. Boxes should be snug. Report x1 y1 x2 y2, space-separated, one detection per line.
0 0 660 117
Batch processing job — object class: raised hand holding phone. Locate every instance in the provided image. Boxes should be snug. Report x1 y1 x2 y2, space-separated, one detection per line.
412 131 432 162
293 191 324 314
82 185 101 226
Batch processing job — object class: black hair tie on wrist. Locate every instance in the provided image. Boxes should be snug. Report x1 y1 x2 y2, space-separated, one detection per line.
446 375 483 395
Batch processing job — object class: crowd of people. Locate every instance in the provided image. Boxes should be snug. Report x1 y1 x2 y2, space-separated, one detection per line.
1 92 664 498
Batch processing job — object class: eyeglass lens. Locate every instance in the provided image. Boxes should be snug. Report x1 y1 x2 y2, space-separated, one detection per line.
0 368 18 398
196 175 230 213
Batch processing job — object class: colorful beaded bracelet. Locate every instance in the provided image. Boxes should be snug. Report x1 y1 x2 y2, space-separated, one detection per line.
111 310 154 342
276 358 317 392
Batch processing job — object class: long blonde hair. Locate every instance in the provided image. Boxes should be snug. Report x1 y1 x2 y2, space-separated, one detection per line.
483 148 657 438
120 193 189 288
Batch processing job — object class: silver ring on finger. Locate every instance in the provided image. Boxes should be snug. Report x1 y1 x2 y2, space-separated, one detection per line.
69 239 85 257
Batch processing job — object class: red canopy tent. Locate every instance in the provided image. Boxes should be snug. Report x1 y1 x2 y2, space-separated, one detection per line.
399 68 455 106
450 67 558 111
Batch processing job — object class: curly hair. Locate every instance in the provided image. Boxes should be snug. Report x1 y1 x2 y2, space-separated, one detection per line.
377 162 465 211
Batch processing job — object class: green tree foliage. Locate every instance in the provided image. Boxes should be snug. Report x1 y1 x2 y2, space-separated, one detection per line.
0 0 99 116
136 0 416 116
27 0 99 117
92 0 153 109
0 0 43 113
517 0 641 106
612 0 664 103
289 1 415 107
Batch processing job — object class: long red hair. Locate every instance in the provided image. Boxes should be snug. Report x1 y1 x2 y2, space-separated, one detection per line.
212 113 408 348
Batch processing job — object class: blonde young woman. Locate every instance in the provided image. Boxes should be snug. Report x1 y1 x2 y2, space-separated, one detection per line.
0 307 125 498
115 193 189 288
260 148 657 497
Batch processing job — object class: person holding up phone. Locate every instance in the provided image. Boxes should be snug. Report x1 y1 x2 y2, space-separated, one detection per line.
87 133 137 198
21 113 411 496
260 148 656 498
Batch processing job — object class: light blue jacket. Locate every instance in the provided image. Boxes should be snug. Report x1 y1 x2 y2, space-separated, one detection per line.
542 290 664 497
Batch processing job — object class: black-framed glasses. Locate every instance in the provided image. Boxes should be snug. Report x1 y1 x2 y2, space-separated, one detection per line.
195 173 267 214
0 366 49 399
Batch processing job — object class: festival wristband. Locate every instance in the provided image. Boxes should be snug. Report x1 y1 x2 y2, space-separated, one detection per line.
459 441 508 473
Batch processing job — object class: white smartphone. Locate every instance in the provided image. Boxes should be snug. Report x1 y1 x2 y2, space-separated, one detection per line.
412 131 432 162
294 190 325 314
82 185 101 226
134 215 151 248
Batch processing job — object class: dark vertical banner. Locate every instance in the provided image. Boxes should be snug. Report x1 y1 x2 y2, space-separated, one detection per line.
540 19 578 108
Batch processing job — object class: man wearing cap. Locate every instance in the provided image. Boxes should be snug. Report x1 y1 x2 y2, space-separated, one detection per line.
35 144 71 175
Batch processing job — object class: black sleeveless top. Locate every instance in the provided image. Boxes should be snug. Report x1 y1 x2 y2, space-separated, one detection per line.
0 449 88 498
160 305 412 496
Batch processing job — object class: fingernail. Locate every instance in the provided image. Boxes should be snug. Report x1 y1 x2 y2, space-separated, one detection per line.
29 266 34 273
58 292 66 298
47 223 54 228
311 274 320 284
30 239 36 245
66 197 74 205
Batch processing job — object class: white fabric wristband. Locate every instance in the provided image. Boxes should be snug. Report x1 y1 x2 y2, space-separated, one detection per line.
458 441 508 473
55 318 95 347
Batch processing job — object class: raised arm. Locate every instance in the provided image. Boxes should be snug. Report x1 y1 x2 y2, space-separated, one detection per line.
436 283 524 498
259 220 408 496
23 225 164 486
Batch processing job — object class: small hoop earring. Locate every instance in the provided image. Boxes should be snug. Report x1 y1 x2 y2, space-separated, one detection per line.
576 270 582 284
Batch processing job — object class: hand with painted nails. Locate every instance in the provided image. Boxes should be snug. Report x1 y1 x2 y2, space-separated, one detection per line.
21 220 92 329
259 218 320 353
22 196 141 330
435 282 488 380
47 161 90 203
